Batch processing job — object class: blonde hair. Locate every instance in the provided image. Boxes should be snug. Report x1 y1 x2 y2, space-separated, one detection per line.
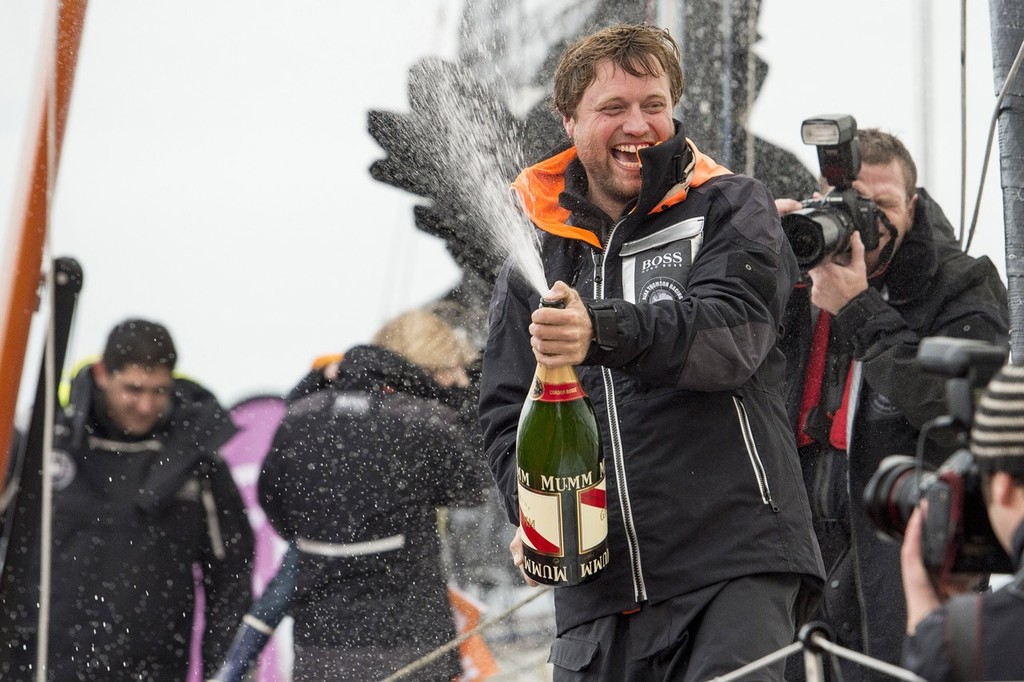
372 309 477 373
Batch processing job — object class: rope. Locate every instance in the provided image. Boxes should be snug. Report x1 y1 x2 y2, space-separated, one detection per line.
958 0 968 246
742 2 757 177
34 2 61 677
965 31 1024 253
378 586 553 682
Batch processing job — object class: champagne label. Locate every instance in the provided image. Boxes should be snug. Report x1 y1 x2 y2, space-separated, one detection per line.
529 378 585 402
517 467 608 587
578 478 607 552
518 485 563 556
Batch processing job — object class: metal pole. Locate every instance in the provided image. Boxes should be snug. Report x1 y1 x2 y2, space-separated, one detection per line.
0 0 89 501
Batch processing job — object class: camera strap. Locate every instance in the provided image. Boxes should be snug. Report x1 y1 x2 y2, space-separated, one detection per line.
869 213 899 278
947 593 982 681
796 310 855 451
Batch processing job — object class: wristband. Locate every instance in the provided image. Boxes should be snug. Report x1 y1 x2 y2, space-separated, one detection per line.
586 300 618 351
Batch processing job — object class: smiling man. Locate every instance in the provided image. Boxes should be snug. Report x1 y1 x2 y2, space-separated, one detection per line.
480 24 824 681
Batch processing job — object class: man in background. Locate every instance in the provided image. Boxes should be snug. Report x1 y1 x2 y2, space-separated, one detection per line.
901 361 1024 680
1 318 253 681
776 129 1009 677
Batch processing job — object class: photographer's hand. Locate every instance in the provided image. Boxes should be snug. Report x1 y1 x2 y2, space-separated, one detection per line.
774 198 803 216
807 230 869 314
901 506 942 634
774 193 823 217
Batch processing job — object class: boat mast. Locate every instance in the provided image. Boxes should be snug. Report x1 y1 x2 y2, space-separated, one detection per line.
0 0 88 500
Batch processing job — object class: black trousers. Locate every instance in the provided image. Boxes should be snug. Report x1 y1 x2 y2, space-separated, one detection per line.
548 572 801 681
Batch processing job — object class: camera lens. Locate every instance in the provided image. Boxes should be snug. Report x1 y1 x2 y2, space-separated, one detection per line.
863 455 933 541
781 206 853 272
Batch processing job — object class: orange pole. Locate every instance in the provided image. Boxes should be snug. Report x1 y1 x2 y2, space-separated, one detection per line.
0 0 88 496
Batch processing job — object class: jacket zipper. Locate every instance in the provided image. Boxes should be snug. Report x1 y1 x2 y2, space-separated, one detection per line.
732 396 780 512
201 477 227 560
594 224 648 603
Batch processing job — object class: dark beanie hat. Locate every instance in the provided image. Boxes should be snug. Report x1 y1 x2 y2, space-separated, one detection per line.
971 363 1024 474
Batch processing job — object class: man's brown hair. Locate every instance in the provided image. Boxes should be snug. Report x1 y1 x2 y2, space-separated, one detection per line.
858 128 918 199
102 318 177 373
553 24 684 120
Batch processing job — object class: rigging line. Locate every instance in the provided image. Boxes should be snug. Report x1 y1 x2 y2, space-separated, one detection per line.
965 32 1024 254
743 1 757 177
719 0 734 167
378 586 553 682
959 0 968 247
35 5 59 680
917 1 933 210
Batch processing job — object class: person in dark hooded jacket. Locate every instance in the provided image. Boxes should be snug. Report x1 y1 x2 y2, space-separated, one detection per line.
258 308 487 682
0 318 254 681
776 128 1010 679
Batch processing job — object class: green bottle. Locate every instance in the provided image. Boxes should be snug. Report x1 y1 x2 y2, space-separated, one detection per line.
515 308 608 586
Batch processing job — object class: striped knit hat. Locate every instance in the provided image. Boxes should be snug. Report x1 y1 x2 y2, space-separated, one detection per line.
971 363 1024 473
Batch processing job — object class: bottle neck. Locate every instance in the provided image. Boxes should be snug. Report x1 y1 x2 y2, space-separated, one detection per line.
535 364 579 385
532 364 584 402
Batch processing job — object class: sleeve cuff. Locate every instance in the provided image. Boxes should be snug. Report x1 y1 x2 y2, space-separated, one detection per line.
585 299 619 352
833 289 889 339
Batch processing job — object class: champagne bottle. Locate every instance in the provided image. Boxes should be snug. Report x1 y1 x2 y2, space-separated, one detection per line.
515 301 608 586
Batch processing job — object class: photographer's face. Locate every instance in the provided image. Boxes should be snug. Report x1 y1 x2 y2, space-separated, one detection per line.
852 160 918 274
981 471 1021 553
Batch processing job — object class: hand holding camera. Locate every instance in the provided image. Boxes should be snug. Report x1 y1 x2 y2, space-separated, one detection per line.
899 506 943 634
804 230 869 314
777 115 906 316
864 337 1012 585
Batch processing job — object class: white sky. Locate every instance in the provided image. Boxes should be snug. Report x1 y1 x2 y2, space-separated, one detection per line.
0 0 1009 408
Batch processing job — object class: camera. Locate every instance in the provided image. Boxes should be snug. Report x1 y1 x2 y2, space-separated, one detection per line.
863 337 1013 578
781 115 883 272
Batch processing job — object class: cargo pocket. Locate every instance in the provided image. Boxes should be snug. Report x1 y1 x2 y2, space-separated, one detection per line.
548 635 600 672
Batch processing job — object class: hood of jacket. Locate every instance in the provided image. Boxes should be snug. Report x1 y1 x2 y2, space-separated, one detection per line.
289 345 444 403
510 120 731 249
881 187 959 305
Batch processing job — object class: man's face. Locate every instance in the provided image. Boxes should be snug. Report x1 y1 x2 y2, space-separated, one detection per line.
851 160 918 274
94 362 174 436
562 60 675 219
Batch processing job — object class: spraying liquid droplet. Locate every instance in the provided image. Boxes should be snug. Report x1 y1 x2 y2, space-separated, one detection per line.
411 59 548 295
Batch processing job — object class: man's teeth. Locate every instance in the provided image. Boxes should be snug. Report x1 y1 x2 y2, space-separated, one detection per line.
614 144 651 153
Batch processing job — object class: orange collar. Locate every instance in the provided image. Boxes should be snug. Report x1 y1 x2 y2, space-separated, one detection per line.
510 139 731 249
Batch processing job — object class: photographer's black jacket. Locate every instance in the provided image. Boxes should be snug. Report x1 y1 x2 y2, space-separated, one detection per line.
1 365 254 681
480 122 825 636
903 521 1024 681
781 189 1009 675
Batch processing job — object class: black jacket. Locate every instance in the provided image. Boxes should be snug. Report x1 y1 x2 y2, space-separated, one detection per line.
258 346 486 675
781 189 1010 676
3 365 254 681
903 520 1024 681
480 123 825 635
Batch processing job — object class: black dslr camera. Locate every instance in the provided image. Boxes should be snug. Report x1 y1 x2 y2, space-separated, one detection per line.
781 115 883 272
863 337 1013 579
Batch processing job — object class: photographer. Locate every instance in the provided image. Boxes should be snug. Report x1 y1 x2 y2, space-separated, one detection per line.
901 362 1024 680
777 127 1009 677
